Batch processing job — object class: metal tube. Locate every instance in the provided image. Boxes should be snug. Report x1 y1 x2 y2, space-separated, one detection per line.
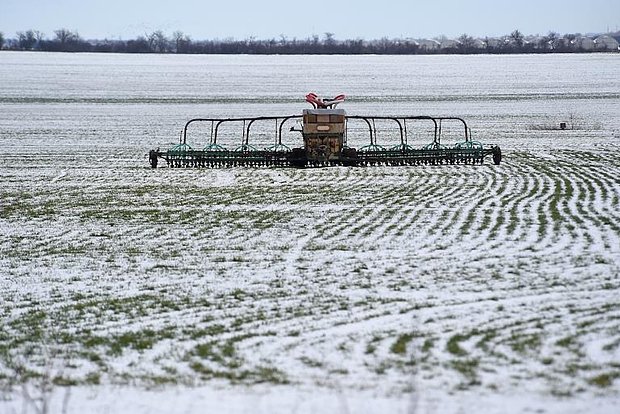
214 120 225 144
371 119 376 145
182 115 468 149
434 117 469 143
349 117 374 145
183 116 299 147
245 119 256 146
278 115 303 144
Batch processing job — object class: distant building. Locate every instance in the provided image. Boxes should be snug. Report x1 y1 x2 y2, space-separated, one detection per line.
471 39 486 49
439 39 460 49
554 37 572 49
417 39 440 51
571 36 595 51
525 36 549 50
594 35 619 50
484 38 502 48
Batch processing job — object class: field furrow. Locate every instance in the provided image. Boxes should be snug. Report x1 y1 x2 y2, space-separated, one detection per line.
2 53 620 413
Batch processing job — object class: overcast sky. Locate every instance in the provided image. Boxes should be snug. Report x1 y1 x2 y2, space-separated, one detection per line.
1 0 618 40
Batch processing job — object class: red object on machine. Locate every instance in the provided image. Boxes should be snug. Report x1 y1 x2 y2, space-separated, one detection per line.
305 93 345 108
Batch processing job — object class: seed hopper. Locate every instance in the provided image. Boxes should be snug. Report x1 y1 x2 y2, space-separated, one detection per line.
148 93 501 168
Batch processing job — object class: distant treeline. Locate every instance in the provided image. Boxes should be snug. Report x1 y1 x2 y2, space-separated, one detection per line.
1 29 619 54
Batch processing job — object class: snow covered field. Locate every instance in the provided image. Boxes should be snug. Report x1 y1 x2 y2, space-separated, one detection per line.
1 52 619 413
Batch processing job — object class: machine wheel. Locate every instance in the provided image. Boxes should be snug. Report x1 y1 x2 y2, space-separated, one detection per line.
149 150 158 168
492 146 502 165
289 147 307 168
341 147 358 166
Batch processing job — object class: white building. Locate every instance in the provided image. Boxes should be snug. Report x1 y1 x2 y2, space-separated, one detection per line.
571 36 596 51
417 39 440 51
484 38 502 48
439 39 460 49
471 38 486 49
525 36 548 50
594 35 619 50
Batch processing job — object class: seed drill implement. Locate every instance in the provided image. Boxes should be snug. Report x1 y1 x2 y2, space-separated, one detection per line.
148 93 501 168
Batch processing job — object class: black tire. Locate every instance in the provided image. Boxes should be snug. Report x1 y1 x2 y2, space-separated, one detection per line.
289 148 307 168
341 147 358 167
149 150 158 168
492 146 502 165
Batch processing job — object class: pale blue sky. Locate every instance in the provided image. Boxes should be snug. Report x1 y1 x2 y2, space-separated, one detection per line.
1 0 618 40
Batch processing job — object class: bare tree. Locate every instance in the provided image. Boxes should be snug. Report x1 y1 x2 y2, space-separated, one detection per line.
126 36 150 53
537 36 550 50
54 28 78 46
376 37 391 52
545 31 560 50
172 30 188 53
457 33 475 51
510 29 524 48
148 30 169 53
34 30 45 46
52 29 83 51
483 36 495 52
1 27 613 55
145 32 155 52
17 30 37 50
324 32 336 46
